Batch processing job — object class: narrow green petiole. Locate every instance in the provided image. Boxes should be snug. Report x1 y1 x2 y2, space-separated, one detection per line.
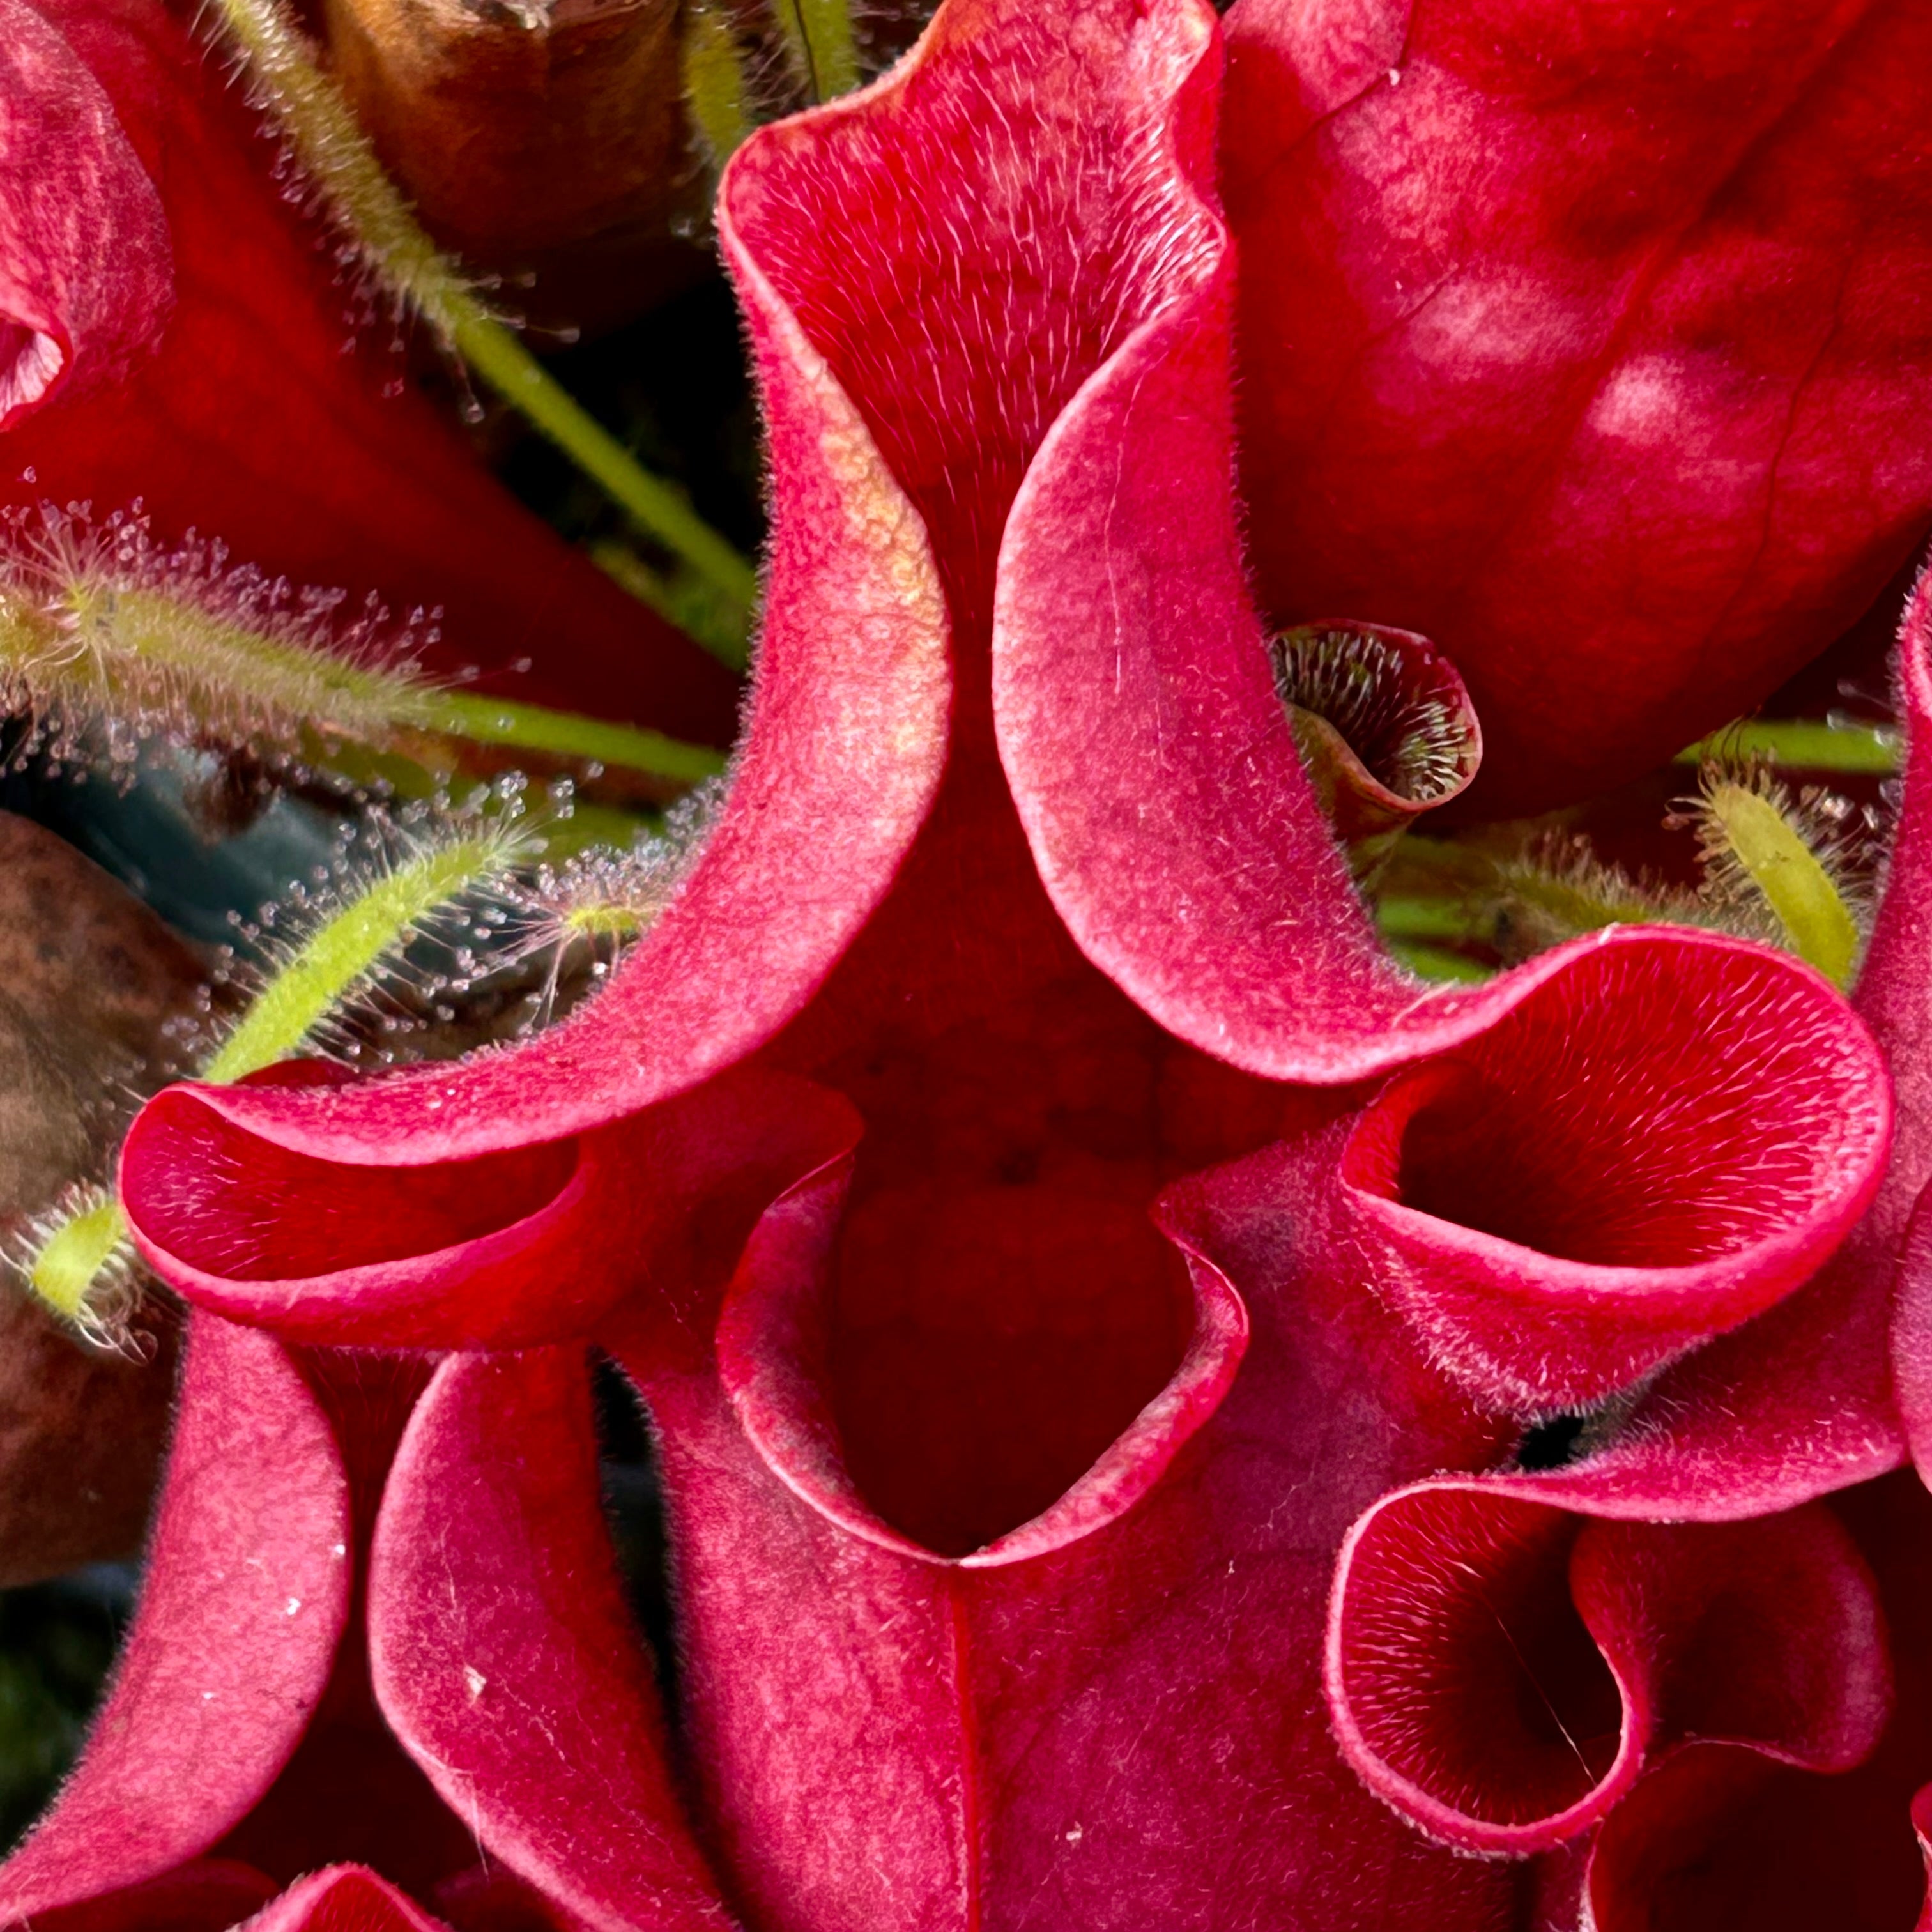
770 0 861 100
592 542 751 672
202 836 511 1082
211 0 756 657
413 691 726 783
1703 781 1861 987
19 579 727 785
541 801 664 860
28 1199 130 1324
212 0 447 318
1377 835 1498 892
682 4 755 161
1382 831 1727 947
1676 720 1896 775
452 318 758 651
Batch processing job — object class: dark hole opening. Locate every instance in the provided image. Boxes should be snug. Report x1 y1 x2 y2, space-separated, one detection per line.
826 1184 1193 1558
1271 625 1474 804
594 1355 678 1713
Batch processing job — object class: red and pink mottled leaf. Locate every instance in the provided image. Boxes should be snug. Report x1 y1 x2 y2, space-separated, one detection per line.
112 73 953 1170
617 1124 1516 1931
1334 936 1888 1407
1457 563 1932 1521
987 13 1892 1101
123 0 1893 1391
125 1070 858 1352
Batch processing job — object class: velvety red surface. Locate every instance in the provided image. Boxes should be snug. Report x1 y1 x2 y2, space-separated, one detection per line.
1300 571 1932 1897
239 1867 452 1932
0 1316 733 1930
66 0 1932 1925
116 0 1888 1240
1223 0 1932 814
1577 1473 1932 1929
620 1122 1515 1931
20 1862 278 1932
368 1347 732 1930
1328 1488 1887 1853
1883 570 1932 1475
1337 935 1889 1406
1431 563 1932 1523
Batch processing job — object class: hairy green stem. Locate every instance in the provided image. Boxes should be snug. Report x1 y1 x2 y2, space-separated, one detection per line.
416 690 726 782
211 0 756 654
28 1199 129 1324
203 835 511 1080
13 579 727 784
1375 896 1488 942
770 0 861 100
1385 938 1494 985
18 834 516 1328
683 5 755 160
590 541 751 673
452 319 757 641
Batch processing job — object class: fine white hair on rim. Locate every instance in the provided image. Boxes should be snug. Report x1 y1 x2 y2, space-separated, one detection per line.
3 1183 148 1358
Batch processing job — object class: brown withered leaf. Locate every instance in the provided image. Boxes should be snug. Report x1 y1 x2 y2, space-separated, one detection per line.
319 0 709 332
0 813 208 1588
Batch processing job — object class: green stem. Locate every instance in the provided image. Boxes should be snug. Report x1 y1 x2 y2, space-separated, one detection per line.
17 833 520 1330
26 581 728 786
452 314 758 646
1675 720 1896 774
590 540 751 672
1386 939 1494 985
769 0 861 100
565 902 655 940
1380 834 1500 891
1376 896 1488 942
213 0 756 654
201 835 512 1082
1383 834 1713 939
417 691 726 782
539 800 663 859
683 5 755 160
